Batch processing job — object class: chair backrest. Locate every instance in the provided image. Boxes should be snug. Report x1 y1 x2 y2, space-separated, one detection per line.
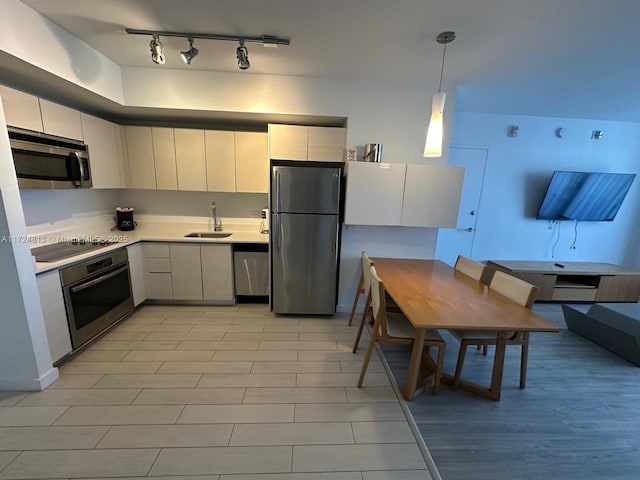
490 271 537 308
369 265 389 332
362 251 374 294
454 255 486 282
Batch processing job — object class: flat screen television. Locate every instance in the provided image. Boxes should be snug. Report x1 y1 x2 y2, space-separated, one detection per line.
536 171 636 221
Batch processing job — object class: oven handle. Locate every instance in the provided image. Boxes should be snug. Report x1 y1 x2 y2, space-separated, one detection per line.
70 265 129 293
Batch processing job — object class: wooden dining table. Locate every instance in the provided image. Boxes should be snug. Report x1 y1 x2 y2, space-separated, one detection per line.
371 258 561 401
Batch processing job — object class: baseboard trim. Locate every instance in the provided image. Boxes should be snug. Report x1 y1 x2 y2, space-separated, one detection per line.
0 366 59 391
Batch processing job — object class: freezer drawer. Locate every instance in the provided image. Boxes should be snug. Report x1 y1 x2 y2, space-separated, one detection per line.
234 250 269 296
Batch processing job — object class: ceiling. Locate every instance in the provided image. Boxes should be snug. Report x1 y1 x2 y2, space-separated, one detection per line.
18 0 640 123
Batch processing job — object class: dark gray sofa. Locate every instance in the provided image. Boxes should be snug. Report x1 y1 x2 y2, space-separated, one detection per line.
562 303 640 366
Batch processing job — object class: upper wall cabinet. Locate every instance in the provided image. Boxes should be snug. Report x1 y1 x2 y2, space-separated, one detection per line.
0 85 44 132
344 162 406 226
344 161 465 228
39 99 83 140
401 164 464 228
268 124 308 160
268 124 346 162
205 130 236 193
152 127 178 191
235 132 269 193
175 128 207 191
307 127 346 162
125 126 157 190
80 113 127 189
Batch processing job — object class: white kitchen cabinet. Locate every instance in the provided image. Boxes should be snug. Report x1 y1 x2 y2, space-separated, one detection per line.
152 127 178 190
125 126 157 190
0 85 43 132
268 124 346 162
80 113 127 189
175 128 207 191
142 242 172 299
401 164 465 228
126 244 146 307
116 125 131 188
235 131 269 193
39 98 83 140
268 124 308 160
344 161 465 227
36 270 72 364
170 243 203 300
205 130 236 192
307 126 346 162
201 244 234 302
344 162 407 225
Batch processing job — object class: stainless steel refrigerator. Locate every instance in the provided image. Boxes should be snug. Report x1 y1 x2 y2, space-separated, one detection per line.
271 162 342 314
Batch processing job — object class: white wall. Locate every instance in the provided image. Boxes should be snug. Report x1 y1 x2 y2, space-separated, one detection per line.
0 101 58 391
0 0 124 103
20 189 120 228
450 112 640 267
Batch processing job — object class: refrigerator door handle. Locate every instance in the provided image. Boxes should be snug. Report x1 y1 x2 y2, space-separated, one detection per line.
275 170 281 213
274 214 281 253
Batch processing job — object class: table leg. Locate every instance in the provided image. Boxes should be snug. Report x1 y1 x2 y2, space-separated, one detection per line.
402 327 426 401
487 331 507 401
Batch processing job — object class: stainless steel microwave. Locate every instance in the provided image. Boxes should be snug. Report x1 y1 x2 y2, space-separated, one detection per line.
8 127 92 189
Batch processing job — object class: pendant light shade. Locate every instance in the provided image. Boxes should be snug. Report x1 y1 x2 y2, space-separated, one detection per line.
424 92 446 157
423 31 455 158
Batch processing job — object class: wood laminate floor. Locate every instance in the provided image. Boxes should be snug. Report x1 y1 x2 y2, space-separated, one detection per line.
0 304 431 480
381 303 640 480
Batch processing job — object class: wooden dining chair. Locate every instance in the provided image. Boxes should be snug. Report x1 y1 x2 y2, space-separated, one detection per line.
352 252 375 352
450 270 537 390
347 251 369 326
454 255 486 282
454 255 488 353
357 265 446 394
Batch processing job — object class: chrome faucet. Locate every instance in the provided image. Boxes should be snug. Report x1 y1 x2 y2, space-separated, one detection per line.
211 201 223 231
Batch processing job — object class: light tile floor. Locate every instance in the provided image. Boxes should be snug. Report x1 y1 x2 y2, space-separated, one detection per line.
0 305 431 480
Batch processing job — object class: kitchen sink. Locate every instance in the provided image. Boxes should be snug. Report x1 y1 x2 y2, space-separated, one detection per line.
184 232 233 238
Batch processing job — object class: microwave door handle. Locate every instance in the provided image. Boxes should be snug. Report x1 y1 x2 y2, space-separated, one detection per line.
70 265 128 293
71 152 85 187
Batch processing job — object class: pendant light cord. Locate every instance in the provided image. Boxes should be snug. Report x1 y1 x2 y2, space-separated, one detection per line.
438 42 447 92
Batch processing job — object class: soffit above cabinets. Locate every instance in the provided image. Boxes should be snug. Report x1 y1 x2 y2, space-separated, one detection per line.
0 53 347 129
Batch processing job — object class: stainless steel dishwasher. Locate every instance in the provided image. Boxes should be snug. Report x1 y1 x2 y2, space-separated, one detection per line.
233 244 269 300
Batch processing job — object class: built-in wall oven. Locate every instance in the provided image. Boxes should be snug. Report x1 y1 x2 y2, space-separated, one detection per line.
60 248 133 349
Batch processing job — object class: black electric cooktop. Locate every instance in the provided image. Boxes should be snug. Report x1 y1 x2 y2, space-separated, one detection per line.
31 239 115 263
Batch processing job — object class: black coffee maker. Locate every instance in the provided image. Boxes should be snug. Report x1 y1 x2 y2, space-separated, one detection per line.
116 207 135 231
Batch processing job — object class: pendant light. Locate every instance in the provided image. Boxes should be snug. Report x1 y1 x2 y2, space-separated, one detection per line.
424 31 455 157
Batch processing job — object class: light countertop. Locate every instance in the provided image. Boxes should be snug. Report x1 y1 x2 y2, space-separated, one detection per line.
33 218 269 275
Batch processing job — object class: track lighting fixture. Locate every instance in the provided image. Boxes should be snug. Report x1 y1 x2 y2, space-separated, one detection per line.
126 28 289 68
149 33 165 65
236 40 250 70
424 31 455 157
180 37 199 64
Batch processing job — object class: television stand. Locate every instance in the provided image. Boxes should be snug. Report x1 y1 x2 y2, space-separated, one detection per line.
484 261 640 302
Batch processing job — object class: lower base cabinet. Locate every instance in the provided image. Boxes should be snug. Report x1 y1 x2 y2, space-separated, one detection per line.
142 243 173 300
126 244 146 306
143 242 234 304
36 270 72 364
201 244 234 302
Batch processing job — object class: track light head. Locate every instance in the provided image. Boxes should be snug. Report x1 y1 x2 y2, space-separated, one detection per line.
150 34 165 65
236 40 250 70
180 37 199 64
